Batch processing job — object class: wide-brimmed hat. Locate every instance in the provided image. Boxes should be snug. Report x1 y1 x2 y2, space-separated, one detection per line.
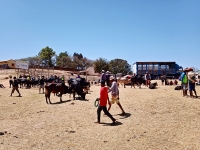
106 71 110 73
101 70 105 73
187 68 193 71
110 76 115 80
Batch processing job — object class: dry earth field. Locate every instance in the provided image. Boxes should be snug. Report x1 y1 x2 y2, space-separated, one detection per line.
1 69 200 150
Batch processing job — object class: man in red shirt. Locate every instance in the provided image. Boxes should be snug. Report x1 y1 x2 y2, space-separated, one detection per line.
95 81 116 124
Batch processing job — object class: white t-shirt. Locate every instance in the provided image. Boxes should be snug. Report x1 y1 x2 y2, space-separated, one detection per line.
108 81 119 96
188 71 196 83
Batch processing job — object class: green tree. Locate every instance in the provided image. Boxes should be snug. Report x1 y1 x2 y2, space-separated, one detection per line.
109 58 131 74
58 51 69 57
56 51 73 67
56 55 73 68
72 53 92 70
93 58 110 73
38 46 56 66
81 57 93 69
73 52 83 59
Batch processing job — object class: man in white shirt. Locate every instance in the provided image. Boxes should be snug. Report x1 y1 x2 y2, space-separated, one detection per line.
107 77 125 115
187 68 198 98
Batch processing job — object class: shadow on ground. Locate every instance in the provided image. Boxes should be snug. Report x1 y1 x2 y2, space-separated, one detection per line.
115 112 131 119
101 121 122 126
51 100 72 105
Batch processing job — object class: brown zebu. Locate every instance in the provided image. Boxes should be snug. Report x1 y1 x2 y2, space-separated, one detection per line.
116 75 132 88
45 83 71 104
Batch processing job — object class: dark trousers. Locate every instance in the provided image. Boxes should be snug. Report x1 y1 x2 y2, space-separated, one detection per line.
9 80 13 88
26 81 30 87
106 80 110 87
11 86 20 95
97 106 115 122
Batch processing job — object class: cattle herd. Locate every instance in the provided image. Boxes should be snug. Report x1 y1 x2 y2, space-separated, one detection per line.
8 75 90 104
116 75 158 89
7 74 182 104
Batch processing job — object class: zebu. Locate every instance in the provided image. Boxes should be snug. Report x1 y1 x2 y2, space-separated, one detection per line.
45 83 71 104
68 78 90 100
131 75 146 88
116 75 132 88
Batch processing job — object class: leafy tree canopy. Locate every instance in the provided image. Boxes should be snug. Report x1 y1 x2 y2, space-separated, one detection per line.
58 51 69 57
109 58 131 74
73 52 83 59
17 46 133 74
38 46 56 66
93 58 110 73
56 55 74 68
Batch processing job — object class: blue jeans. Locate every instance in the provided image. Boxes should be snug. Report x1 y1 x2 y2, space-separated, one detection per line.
181 83 188 90
189 82 195 91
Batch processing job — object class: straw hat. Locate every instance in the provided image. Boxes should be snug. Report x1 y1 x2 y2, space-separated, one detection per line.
110 76 115 80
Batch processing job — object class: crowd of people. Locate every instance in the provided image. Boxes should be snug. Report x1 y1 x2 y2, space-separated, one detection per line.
8 74 67 96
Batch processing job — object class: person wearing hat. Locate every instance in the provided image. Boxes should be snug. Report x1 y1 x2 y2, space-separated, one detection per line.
144 71 151 87
107 77 126 115
187 68 198 98
39 76 45 94
180 68 189 97
10 77 21 97
100 70 106 83
105 71 111 87
9 75 13 88
94 80 116 124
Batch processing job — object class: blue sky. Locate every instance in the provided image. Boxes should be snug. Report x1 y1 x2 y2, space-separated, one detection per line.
0 0 200 69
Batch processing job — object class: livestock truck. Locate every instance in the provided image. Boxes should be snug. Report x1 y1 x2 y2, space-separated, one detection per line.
132 61 183 79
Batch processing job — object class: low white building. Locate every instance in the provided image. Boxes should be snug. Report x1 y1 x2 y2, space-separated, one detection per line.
79 67 100 76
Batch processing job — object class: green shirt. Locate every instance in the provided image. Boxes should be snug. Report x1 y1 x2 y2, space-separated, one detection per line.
182 74 188 83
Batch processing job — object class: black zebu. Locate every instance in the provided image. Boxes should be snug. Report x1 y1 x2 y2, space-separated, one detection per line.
68 78 90 100
149 82 158 89
131 75 146 88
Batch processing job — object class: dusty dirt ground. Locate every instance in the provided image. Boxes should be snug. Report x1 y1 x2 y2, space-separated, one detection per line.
1 69 200 150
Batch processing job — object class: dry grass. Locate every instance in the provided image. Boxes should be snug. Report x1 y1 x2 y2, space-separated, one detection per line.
1 69 200 150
